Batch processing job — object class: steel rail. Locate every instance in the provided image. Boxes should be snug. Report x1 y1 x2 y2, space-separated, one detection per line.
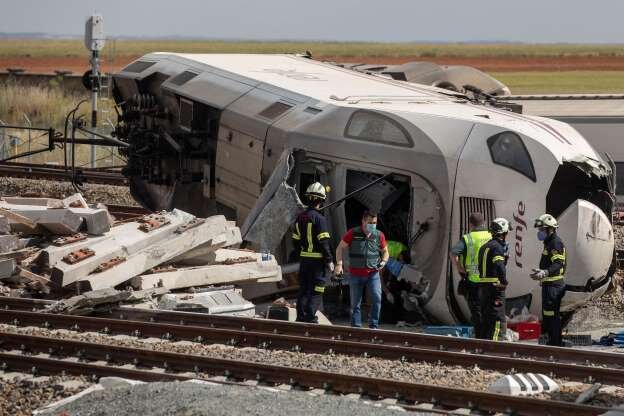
1 296 622 369
1 309 622 385
0 161 126 185
0 331 607 416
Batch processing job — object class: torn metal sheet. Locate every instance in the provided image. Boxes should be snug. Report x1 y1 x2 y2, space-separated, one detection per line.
242 150 304 252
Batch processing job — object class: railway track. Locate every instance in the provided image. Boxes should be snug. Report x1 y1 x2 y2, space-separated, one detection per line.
0 297 623 386
0 330 608 416
0 161 127 186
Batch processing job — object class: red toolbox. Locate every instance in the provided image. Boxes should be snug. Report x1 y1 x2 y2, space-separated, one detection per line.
507 322 541 340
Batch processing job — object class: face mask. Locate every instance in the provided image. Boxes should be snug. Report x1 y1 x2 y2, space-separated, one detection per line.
537 230 547 241
366 223 377 233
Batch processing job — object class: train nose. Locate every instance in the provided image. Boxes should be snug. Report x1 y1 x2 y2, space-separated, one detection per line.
557 199 614 308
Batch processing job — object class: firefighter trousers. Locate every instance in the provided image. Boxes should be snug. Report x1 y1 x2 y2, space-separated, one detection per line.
296 259 327 324
541 280 566 346
466 281 483 339
479 285 506 341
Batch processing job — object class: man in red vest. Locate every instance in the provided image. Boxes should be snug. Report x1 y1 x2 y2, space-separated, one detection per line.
335 211 390 328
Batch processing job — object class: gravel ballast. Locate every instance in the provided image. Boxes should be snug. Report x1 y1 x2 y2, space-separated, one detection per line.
36 380 428 416
0 177 136 206
0 375 91 416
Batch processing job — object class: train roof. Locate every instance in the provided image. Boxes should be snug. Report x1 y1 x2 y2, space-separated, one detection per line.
124 53 607 169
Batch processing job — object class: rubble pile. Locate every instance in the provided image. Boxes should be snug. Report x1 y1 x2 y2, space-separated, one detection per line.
0 193 282 316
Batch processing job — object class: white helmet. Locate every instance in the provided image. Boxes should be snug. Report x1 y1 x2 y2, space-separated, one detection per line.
305 182 327 200
534 213 558 229
490 217 510 235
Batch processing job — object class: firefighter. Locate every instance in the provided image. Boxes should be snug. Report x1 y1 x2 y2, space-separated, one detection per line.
450 213 492 339
530 214 566 346
292 182 334 323
477 218 510 341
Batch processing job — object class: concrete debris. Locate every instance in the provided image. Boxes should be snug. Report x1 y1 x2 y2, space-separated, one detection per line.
0 191 288 320
76 215 230 291
158 289 255 316
133 255 281 291
68 207 111 235
576 383 603 404
3 196 64 208
0 215 10 234
47 287 169 315
0 204 83 235
488 373 559 396
62 193 89 209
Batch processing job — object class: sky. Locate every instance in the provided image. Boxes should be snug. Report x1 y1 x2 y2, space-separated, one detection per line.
2 0 624 43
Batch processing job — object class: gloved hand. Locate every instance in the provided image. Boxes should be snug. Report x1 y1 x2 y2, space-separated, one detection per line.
327 262 335 273
530 268 548 281
385 292 395 304
377 260 387 270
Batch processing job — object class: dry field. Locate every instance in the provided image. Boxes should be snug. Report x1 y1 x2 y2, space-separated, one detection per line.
1 39 624 93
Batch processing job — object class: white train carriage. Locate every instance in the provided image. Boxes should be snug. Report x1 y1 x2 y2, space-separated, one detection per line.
112 53 615 323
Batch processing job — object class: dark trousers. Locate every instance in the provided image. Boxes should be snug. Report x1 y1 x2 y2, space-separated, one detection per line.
479 285 506 341
542 281 566 346
466 281 483 338
296 259 327 323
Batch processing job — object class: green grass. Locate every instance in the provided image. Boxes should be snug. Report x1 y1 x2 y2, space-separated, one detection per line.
0 81 121 166
2 39 624 58
491 71 624 94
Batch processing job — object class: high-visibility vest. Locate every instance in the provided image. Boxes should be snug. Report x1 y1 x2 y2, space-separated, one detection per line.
387 240 408 260
462 230 492 283
348 227 381 269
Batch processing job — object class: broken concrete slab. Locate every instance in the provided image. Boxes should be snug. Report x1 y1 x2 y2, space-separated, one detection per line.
51 212 191 287
47 288 133 314
0 216 9 234
170 224 242 266
1 205 83 235
62 193 88 209
76 215 229 291
0 234 19 253
41 234 111 267
206 248 259 264
0 258 16 279
133 256 282 291
68 207 112 235
157 289 255 316
3 197 64 208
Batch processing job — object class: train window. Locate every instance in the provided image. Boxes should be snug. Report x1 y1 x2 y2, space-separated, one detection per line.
487 131 536 181
169 71 198 86
123 61 156 73
345 110 412 147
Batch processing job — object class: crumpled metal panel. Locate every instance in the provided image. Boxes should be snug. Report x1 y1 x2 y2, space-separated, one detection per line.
242 150 304 252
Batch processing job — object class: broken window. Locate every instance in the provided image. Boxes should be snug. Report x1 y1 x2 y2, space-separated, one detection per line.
344 170 411 248
345 111 412 147
179 98 193 131
487 131 536 181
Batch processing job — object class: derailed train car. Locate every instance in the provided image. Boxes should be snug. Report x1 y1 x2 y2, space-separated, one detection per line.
111 53 615 323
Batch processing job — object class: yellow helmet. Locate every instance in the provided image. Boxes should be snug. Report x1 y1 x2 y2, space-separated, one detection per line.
305 182 327 200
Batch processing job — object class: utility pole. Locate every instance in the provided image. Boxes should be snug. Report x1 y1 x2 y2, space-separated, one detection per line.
84 14 105 168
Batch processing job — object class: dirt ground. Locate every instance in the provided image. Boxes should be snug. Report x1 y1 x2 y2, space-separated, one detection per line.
3 55 624 74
